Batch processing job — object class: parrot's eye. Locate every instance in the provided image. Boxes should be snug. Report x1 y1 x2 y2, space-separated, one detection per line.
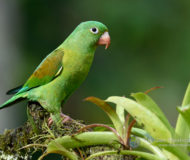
90 27 99 34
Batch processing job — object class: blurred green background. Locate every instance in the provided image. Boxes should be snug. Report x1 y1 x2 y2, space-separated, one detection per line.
0 0 190 132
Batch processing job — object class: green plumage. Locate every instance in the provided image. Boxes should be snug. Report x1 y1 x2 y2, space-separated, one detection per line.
0 21 109 123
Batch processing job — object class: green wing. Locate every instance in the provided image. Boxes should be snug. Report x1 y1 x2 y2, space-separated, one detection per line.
16 48 64 94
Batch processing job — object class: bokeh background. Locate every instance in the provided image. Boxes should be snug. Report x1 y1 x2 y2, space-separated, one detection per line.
0 0 190 133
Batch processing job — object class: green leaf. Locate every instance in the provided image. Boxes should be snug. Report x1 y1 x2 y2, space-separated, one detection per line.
47 132 169 160
177 105 190 129
48 131 120 150
85 150 166 160
155 142 190 160
85 96 123 136
162 150 179 160
176 83 190 140
137 137 166 159
181 83 190 106
39 141 78 160
131 92 175 136
177 104 190 151
106 96 172 142
116 104 125 125
131 127 153 141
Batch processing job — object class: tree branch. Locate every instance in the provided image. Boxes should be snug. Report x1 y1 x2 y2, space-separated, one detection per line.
0 102 135 160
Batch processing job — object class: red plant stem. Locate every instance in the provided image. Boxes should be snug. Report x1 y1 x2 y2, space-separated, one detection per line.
144 86 163 94
126 119 136 147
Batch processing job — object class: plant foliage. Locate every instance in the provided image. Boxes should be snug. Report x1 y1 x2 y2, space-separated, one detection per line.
30 83 190 160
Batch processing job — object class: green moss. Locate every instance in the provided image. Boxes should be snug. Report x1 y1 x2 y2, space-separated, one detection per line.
0 102 85 159
0 102 135 160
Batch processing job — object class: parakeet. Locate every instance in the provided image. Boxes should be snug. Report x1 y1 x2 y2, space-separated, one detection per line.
0 21 110 124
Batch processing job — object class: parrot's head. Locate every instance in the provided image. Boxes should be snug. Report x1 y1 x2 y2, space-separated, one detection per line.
66 21 111 51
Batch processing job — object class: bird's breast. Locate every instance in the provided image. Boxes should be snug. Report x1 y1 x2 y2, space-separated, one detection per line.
59 53 93 93
63 52 94 78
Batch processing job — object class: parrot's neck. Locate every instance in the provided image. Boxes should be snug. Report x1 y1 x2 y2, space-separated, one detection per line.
61 35 97 54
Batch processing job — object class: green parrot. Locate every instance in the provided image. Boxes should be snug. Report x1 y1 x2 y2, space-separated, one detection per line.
0 21 110 124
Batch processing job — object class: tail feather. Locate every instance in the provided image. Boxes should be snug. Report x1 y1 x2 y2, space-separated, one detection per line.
6 85 23 95
0 93 27 109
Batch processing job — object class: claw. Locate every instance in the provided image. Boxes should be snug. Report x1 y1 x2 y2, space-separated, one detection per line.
48 117 53 126
61 113 72 123
47 113 72 126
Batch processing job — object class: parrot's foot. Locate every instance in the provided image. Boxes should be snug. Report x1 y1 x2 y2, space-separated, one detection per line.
48 117 53 126
60 113 72 123
48 113 72 126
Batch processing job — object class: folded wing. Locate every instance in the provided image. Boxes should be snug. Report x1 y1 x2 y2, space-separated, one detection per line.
10 48 64 95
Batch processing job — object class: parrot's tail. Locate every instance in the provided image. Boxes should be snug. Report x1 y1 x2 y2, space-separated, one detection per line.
0 92 27 110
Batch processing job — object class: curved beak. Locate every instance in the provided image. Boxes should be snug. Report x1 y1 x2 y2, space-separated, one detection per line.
97 31 111 49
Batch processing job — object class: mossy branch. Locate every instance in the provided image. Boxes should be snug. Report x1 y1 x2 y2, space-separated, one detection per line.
0 102 135 160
